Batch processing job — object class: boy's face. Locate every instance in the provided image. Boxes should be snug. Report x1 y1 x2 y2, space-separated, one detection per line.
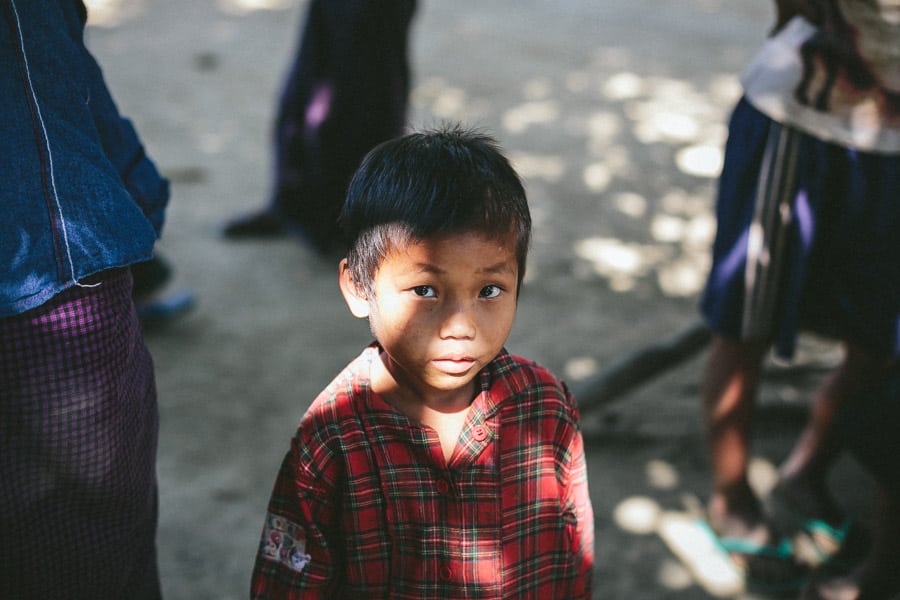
340 230 519 407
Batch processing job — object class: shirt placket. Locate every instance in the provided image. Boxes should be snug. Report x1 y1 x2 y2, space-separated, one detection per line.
442 406 503 595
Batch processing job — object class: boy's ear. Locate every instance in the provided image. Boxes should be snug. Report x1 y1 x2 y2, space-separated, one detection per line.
338 259 370 319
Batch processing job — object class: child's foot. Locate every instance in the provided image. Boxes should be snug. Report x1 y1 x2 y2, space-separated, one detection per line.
707 486 772 545
705 488 809 592
700 510 809 593
771 476 869 571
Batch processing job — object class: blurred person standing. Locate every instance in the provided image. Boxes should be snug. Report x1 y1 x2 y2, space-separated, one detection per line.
698 0 899 592
0 1 168 597
223 0 418 255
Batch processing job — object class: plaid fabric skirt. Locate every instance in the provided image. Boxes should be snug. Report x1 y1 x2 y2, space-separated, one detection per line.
700 98 900 359
0 269 161 599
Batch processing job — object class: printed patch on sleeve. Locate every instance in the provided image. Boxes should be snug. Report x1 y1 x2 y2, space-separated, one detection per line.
259 513 312 573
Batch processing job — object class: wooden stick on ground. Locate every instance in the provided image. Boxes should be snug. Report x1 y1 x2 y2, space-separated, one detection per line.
572 321 712 413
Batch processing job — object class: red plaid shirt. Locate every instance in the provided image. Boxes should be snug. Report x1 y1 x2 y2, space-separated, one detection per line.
251 345 594 599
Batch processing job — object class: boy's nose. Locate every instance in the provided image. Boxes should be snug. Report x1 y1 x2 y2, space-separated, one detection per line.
439 303 476 339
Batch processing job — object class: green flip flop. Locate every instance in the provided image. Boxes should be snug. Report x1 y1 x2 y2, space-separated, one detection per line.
695 519 810 594
793 518 869 574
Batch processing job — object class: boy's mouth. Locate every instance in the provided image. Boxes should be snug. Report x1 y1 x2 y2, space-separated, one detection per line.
432 357 476 375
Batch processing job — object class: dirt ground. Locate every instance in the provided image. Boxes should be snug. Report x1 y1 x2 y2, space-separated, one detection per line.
83 0 875 598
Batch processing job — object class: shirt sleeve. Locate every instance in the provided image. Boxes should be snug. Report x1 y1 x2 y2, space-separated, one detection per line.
250 431 342 599
560 386 595 599
78 34 169 237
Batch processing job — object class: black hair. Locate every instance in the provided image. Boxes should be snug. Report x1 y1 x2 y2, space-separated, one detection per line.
340 123 531 294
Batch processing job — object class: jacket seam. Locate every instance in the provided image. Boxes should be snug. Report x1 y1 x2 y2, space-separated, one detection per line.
7 0 76 284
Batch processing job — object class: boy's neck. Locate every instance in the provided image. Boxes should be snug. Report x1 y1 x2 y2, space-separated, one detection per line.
370 353 475 464
370 350 476 416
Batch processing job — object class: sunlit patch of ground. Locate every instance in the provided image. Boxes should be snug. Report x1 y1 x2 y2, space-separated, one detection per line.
83 0 143 27
84 0 292 26
411 50 740 301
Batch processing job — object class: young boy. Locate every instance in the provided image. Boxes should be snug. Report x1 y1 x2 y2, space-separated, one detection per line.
251 125 594 598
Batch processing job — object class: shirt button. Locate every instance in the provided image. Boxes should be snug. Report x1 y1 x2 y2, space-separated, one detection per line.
439 565 453 581
436 478 450 495
472 425 488 441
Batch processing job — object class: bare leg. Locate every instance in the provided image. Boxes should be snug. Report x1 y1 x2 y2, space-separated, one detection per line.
704 335 771 542
779 343 890 525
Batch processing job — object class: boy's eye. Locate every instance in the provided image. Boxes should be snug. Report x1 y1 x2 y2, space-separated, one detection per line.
412 285 436 297
479 285 502 299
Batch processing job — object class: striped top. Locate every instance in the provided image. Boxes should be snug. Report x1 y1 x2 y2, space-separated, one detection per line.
251 344 594 599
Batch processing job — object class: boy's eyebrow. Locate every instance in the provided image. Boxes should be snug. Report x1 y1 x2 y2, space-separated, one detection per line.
409 261 517 275
480 261 517 275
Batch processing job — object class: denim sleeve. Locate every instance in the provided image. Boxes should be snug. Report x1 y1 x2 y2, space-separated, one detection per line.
78 23 169 236
1 0 162 315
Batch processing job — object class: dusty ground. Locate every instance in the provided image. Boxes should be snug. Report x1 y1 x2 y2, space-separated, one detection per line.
83 0 875 597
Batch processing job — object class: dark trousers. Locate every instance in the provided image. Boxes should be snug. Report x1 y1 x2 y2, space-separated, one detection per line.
270 0 417 252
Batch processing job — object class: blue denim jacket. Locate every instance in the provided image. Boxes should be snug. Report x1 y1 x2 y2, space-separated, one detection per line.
1 0 168 317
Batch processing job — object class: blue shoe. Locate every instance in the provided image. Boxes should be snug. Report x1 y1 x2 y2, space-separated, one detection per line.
135 289 196 327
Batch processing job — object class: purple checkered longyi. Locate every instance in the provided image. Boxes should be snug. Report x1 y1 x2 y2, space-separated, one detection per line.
0 269 161 599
